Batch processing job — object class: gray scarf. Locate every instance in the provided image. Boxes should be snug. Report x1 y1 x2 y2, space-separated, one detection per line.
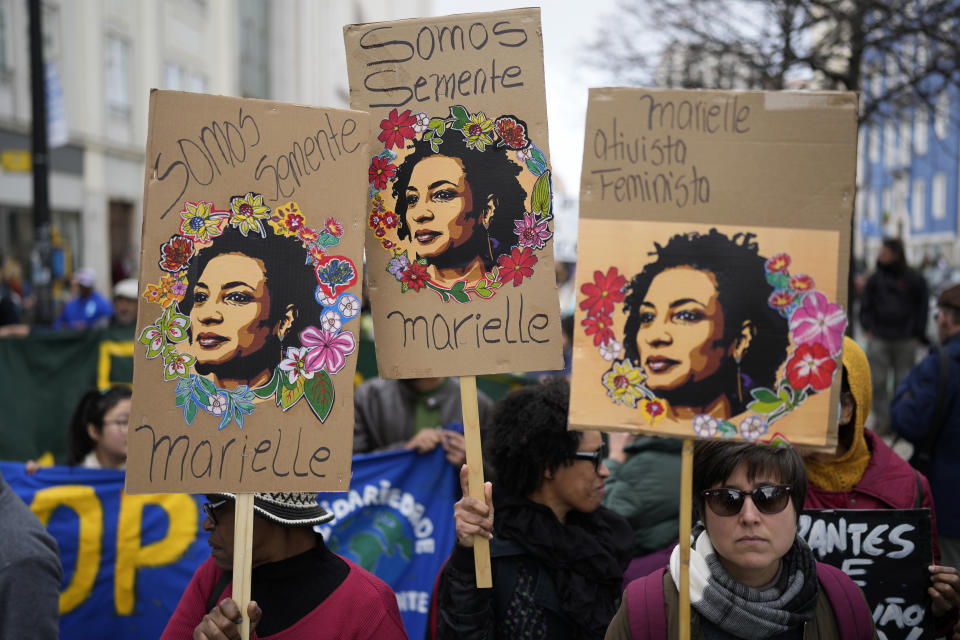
668 524 818 639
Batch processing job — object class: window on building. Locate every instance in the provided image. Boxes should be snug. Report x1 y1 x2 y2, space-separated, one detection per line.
884 121 896 168
882 187 892 221
869 125 880 163
163 63 183 90
105 35 130 110
932 173 947 219
899 117 911 166
186 72 206 93
912 178 926 231
0 2 8 70
935 92 949 139
871 73 882 101
914 108 928 155
917 34 929 68
868 188 878 221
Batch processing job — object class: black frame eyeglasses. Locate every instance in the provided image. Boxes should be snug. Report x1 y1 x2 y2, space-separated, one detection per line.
572 444 608 472
202 499 229 525
701 485 793 517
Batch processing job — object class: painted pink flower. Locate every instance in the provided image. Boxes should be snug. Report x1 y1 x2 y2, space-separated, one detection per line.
513 212 552 249
300 326 356 375
789 290 846 355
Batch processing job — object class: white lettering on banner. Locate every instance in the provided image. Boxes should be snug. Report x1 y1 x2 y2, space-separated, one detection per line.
797 515 914 559
319 479 436 553
395 590 430 614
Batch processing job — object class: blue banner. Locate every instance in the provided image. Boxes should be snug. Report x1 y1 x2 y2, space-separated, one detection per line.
318 447 458 640
2 447 457 639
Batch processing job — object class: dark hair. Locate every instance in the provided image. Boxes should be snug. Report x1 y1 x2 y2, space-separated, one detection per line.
392 133 527 266
68 386 132 465
692 440 807 523
881 237 906 268
178 226 318 371
487 376 583 497
622 229 790 412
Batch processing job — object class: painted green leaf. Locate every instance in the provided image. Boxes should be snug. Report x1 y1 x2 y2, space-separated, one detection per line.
254 369 281 399
400 283 409 293
525 159 542 176
747 399 784 415
449 287 470 303
532 147 547 166
436 289 450 302
778 387 791 404
183 399 198 425
279 379 303 411
474 280 493 298
304 371 335 423
450 105 469 122
765 272 790 290
718 421 737 437
428 118 446 133
751 388 779 404
429 138 442 153
531 170 551 216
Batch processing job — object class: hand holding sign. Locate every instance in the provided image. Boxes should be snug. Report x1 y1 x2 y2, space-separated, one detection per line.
454 464 494 547
194 598 262 640
929 564 960 618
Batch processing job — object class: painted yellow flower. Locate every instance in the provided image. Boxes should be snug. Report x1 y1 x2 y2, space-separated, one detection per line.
640 398 668 427
229 192 270 237
178 201 225 242
601 359 646 408
143 272 187 308
268 202 304 238
463 112 494 150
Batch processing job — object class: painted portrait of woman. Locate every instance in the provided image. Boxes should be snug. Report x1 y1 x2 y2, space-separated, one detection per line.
368 106 553 301
391 133 527 287
178 226 317 391
620 229 790 420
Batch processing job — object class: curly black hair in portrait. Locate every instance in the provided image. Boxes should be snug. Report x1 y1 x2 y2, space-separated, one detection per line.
621 229 790 412
178 226 319 375
486 376 584 498
391 132 528 265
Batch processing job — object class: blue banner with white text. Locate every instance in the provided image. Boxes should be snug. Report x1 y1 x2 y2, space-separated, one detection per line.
2 447 457 639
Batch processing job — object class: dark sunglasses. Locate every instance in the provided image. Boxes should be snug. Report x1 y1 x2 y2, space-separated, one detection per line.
572 444 608 472
701 484 793 517
202 499 229 525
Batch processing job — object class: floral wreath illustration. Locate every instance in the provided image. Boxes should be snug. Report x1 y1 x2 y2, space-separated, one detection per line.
579 253 846 444
367 105 553 303
139 192 360 431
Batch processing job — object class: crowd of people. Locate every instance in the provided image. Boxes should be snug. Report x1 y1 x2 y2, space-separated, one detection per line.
1 248 960 639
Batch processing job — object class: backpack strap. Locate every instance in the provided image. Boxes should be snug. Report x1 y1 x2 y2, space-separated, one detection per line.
624 567 668 640
913 469 923 509
816 562 873 640
205 570 232 613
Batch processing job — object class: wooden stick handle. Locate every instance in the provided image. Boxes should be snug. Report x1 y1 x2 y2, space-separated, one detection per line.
460 375 492 588
678 439 694 640
233 493 255 640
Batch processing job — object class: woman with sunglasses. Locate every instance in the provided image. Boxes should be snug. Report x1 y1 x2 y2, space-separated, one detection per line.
605 440 876 639
433 376 633 640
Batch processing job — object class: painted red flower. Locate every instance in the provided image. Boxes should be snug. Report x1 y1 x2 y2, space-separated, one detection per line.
369 156 396 190
158 235 194 273
580 266 626 317
297 227 319 245
378 108 417 150
494 116 529 149
497 247 538 287
582 314 615 347
789 273 815 292
765 253 791 273
381 211 399 229
380 239 395 249
769 289 795 311
785 342 836 391
324 218 344 237
369 212 383 229
374 227 386 238
400 261 430 291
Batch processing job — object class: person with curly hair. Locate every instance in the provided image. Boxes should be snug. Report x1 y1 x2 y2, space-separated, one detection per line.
179 226 319 390
392 133 527 287
434 376 632 639
621 229 790 420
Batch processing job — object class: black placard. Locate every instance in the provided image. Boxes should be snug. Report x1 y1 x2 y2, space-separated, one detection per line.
800 509 933 640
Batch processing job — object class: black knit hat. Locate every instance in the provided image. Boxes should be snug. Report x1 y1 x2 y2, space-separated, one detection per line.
208 492 333 527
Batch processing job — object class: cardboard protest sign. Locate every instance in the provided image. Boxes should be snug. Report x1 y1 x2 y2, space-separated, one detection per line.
343 8 563 378
127 90 370 493
569 88 858 447
800 509 934 640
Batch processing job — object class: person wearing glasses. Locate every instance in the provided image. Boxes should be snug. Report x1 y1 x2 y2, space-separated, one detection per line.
160 492 407 639
433 376 633 640
605 440 875 639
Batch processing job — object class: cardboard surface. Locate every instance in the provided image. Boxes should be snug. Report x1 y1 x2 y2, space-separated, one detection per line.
569 88 858 447
127 90 370 493
344 8 563 378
